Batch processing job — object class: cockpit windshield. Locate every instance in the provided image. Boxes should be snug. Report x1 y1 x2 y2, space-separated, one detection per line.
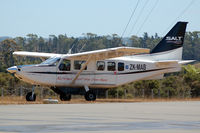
40 57 60 66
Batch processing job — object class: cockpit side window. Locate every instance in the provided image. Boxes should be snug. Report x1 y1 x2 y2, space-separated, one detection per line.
107 62 116 71
59 59 71 71
97 61 105 71
74 60 87 70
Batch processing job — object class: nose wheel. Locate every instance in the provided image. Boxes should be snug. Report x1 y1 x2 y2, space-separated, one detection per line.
84 86 96 101
26 85 36 101
26 92 36 101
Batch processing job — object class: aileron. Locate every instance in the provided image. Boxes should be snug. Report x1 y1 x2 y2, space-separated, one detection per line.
13 51 62 58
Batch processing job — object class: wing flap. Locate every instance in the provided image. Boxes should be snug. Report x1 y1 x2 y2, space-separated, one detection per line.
66 47 150 60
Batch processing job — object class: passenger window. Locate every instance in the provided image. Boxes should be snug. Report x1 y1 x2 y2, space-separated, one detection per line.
107 62 116 71
118 62 124 71
97 61 105 71
59 59 71 71
74 60 87 70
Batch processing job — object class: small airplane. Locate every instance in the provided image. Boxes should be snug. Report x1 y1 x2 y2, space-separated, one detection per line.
7 21 194 101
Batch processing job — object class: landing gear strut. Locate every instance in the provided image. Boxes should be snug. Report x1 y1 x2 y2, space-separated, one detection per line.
26 86 36 101
84 86 96 101
60 94 71 101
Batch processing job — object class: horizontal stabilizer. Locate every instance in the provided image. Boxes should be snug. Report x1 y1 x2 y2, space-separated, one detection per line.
178 60 195 64
155 60 195 67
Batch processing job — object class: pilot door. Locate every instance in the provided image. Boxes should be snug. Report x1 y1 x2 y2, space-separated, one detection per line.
56 59 72 86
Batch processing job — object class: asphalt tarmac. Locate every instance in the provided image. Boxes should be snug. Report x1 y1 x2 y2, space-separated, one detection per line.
0 101 200 133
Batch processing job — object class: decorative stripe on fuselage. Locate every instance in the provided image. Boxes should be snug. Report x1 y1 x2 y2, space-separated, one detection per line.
27 67 175 75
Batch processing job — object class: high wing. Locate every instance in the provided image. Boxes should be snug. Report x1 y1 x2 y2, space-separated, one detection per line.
13 47 150 60
65 47 150 60
13 51 62 58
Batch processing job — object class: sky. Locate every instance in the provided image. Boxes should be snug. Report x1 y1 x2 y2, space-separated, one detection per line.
0 0 199 38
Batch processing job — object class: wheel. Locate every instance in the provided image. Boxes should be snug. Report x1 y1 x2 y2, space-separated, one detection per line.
60 94 71 101
26 92 36 101
85 91 96 101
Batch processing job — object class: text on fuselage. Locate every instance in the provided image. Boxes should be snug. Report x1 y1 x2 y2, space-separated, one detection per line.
130 64 146 71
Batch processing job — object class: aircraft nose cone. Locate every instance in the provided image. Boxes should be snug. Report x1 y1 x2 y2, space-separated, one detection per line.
7 66 18 73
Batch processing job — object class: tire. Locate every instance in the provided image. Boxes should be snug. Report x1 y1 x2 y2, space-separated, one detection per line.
26 92 36 101
85 91 96 101
60 94 71 101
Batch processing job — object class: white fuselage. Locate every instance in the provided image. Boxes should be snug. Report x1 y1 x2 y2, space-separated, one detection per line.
13 48 182 88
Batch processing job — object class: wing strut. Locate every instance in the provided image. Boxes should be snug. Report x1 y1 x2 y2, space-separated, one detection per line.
71 55 92 84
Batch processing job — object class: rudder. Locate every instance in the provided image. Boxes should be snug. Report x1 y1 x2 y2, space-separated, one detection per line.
151 22 188 54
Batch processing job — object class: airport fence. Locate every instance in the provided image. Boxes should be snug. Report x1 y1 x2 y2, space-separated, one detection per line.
0 86 193 99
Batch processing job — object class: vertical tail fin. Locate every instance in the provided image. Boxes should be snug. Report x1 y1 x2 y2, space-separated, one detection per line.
150 22 188 54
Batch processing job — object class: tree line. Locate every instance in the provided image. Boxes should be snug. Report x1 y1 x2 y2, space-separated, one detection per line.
0 32 200 98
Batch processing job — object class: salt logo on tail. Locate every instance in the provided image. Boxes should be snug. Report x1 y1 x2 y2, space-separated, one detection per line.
166 36 183 44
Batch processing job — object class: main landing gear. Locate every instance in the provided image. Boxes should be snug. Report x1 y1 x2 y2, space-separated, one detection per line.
84 90 96 101
58 86 96 101
26 86 36 101
84 86 96 101
51 86 97 101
